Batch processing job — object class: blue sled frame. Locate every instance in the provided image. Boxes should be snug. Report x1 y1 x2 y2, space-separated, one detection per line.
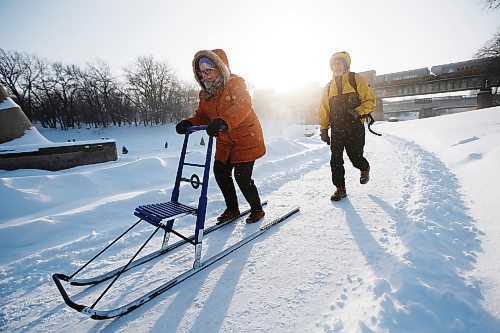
52 125 300 319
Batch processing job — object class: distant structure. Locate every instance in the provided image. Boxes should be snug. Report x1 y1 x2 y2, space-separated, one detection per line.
372 56 500 120
0 84 32 144
0 83 118 171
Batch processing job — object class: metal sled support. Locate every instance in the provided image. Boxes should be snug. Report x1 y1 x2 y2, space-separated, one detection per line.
52 206 299 319
52 126 214 314
67 201 268 286
52 124 300 320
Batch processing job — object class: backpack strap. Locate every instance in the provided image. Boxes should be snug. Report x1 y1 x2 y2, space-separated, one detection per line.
349 71 357 92
326 71 357 95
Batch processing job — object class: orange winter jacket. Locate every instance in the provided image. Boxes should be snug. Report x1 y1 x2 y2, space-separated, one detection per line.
188 49 266 164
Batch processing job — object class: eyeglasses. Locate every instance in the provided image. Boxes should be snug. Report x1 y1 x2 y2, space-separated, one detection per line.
198 68 216 76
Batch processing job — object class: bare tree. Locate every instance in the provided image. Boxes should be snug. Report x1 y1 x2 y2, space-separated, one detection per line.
0 49 45 120
49 63 83 129
1 48 197 129
483 0 500 9
124 55 175 125
173 81 198 122
476 1 500 59
84 60 121 127
32 61 63 128
0 48 23 101
476 29 500 58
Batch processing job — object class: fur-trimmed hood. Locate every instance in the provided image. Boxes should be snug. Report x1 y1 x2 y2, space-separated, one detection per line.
192 49 231 90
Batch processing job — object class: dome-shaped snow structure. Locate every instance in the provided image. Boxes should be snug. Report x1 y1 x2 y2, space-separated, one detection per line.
0 84 32 144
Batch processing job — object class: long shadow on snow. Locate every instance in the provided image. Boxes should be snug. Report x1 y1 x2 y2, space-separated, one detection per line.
94 219 259 333
188 226 257 333
342 134 499 332
369 194 500 333
386 135 498 332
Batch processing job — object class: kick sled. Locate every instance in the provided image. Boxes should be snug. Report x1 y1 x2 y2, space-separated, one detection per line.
53 125 299 319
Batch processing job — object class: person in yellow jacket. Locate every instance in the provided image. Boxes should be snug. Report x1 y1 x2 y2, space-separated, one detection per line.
318 51 376 201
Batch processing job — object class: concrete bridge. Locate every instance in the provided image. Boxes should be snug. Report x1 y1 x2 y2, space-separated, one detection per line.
370 57 500 120
373 69 499 98
382 95 477 121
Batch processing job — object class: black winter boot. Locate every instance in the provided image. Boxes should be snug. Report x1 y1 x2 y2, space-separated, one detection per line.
360 168 370 184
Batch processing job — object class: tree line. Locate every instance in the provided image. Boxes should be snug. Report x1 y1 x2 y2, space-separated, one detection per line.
0 48 199 129
2 6 499 132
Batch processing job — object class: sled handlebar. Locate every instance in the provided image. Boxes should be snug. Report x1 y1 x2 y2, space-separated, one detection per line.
186 125 208 133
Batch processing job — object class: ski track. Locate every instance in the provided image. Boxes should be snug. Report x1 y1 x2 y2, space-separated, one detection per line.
0 141 327 332
1 133 498 332
314 135 496 333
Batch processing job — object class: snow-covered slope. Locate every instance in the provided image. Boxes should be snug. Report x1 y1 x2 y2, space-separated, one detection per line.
1 108 499 332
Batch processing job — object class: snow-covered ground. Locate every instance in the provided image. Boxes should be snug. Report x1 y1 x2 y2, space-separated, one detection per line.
1 103 500 332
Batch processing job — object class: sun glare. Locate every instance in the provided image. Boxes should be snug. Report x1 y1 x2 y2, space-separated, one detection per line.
238 10 330 94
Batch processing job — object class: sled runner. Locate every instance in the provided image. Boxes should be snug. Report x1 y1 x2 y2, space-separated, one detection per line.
52 125 299 319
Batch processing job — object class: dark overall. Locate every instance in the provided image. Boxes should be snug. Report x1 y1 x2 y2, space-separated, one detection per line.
328 72 370 189
213 160 262 211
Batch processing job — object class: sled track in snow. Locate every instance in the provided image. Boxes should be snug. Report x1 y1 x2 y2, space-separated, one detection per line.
0 144 327 331
256 145 330 192
3 134 499 332
315 134 497 332
361 135 495 332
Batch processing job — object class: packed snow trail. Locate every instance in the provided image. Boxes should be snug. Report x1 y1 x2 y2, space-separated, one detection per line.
1 128 498 332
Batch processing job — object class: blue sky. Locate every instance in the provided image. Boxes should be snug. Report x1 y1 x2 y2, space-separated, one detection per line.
1 0 499 91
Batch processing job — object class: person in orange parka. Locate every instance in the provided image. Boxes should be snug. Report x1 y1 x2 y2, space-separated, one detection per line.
176 49 266 224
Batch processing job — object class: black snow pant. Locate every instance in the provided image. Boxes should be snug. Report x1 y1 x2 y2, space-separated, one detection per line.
213 159 262 211
329 121 370 189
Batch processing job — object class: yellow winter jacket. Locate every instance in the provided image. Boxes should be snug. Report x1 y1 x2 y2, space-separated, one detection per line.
319 51 376 131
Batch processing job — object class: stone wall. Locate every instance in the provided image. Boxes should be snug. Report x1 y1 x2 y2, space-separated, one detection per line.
0 141 118 171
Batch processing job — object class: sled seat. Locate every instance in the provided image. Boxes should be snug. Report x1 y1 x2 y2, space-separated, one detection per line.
134 201 197 226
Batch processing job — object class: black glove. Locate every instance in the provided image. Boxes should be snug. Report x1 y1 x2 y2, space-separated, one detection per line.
176 120 192 134
320 129 330 145
206 118 228 137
